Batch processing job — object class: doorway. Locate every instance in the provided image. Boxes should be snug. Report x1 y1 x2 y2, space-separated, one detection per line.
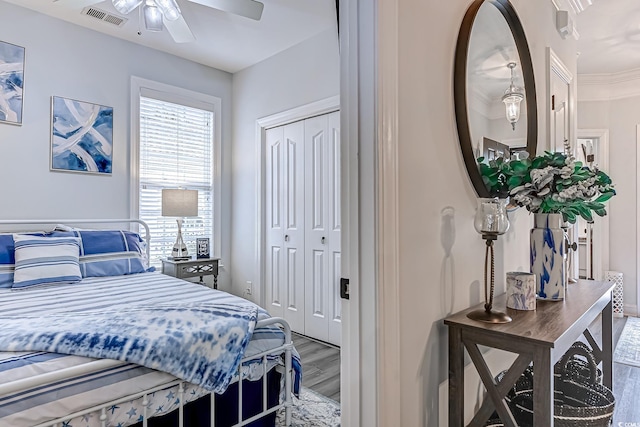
259 99 342 347
575 130 610 281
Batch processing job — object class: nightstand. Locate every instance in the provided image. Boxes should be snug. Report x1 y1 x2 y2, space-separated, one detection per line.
161 257 220 289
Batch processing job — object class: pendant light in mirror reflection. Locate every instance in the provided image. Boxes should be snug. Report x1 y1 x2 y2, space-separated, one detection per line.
502 62 524 131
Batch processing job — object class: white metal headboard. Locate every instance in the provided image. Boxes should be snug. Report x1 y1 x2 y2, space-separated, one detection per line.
0 219 151 263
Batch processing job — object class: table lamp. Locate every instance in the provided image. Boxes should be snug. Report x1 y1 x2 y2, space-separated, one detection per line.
161 188 198 260
468 197 512 323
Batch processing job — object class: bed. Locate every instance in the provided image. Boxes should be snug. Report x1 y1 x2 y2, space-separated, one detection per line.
0 219 300 427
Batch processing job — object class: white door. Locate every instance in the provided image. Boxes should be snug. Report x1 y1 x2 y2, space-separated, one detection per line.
265 122 305 333
327 112 342 345
304 112 341 345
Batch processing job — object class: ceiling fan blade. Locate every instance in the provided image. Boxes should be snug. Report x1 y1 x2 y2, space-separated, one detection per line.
188 0 264 21
164 14 196 43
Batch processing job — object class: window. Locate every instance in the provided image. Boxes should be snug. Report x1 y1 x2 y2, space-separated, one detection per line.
134 80 220 268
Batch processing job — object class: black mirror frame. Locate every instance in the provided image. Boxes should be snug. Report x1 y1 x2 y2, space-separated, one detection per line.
454 0 537 198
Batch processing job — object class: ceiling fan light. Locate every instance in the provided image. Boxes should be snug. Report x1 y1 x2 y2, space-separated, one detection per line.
155 0 181 21
144 4 163 31
112 0 143 15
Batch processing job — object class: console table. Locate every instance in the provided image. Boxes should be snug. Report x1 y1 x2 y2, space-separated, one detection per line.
445 280 614 427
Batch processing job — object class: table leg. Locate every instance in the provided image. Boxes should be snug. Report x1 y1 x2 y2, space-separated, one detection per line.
449 327 464 427
602 297 613 389
533 347 553 426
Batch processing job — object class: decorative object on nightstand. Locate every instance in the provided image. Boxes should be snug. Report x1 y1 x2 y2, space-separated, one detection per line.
161 257 220 289
196 238 210 259
161 188 198 261
467 197 511 324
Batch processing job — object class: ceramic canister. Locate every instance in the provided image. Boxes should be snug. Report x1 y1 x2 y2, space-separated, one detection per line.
506 272 536 311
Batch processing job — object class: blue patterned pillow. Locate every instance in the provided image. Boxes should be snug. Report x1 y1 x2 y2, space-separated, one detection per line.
12 235 82 289
0 235 15 289
48 230 151 277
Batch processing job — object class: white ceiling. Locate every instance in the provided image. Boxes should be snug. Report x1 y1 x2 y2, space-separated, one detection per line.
576 0 640 74
2 0 337 73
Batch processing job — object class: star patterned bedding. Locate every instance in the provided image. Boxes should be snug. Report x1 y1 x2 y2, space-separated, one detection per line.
0 272 300 427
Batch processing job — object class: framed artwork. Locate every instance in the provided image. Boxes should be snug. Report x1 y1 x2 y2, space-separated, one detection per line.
51 96 113 174
0 40 25 126
197 238 210 259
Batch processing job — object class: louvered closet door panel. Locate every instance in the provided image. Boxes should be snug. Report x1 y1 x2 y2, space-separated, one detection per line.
265 127 284 320
281 121 305 333
304 114 330 342
326 111 342 346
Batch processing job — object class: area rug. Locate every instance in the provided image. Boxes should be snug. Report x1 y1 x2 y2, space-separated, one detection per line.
614 316 640 368
276 387 341 427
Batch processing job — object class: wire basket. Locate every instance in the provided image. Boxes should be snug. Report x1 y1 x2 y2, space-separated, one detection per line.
492 343 614 427
553 341 602 385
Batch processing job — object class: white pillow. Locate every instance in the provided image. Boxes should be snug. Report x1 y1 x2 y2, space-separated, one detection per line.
12 234 82 289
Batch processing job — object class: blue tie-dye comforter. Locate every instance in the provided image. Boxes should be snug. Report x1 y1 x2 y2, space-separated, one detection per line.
0 302 260 393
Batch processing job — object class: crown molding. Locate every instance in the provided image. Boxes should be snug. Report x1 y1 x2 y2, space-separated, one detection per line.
578 68 640 101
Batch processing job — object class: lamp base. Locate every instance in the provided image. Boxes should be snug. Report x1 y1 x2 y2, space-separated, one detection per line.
467 309 512 324
172 218 189 260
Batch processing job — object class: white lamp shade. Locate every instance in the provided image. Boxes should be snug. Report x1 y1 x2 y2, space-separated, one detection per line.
162 189 198 217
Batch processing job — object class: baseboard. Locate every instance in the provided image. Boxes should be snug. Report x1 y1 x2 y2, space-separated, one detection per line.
624 304 638 317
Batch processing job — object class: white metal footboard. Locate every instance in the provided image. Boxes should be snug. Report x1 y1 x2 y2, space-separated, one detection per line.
0 317 293 427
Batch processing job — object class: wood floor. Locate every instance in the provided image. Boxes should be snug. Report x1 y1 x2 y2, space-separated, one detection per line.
587 315 639 425
290 316 640 421
611 316 640 425
292 333 341 402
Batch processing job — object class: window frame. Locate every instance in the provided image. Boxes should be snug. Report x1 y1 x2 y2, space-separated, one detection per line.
130 76 222 261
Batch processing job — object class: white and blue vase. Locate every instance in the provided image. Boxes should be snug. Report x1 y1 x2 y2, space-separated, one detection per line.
530 213 566 301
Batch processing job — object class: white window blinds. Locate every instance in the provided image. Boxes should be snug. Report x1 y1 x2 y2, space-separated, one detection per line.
139 95 214 267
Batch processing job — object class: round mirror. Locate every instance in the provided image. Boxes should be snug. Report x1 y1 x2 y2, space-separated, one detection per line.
454 0 537 198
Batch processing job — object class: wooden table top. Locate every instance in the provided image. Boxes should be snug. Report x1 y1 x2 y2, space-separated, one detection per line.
444 280 615 347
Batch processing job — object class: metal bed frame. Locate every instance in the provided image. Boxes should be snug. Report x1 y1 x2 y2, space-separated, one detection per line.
0 219 293 427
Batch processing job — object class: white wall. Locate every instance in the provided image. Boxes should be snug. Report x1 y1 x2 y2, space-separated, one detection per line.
388 0 577 425
0 1 233 289
578 95 638 312
230 28 340 300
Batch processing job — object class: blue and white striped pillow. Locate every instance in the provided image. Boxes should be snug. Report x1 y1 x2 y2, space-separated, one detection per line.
48 230 151 277
12 234 82 289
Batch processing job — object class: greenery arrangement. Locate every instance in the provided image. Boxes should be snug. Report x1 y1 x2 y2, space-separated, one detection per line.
478 151 615 224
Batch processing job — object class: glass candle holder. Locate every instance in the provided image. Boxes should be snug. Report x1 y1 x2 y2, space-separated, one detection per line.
474 198 509 237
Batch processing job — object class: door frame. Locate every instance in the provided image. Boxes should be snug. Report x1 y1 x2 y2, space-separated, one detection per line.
637 125 640 316
255 95 340 309
576 129 610 282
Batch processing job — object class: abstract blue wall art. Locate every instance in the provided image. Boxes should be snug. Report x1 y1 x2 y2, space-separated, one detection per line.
51 96 113 174
0 40 25 125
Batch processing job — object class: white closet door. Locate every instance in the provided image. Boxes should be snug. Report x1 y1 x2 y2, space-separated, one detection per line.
265 126 284 320
304 113 341 344
326 111 342 346
264 122 305 333
281 121 305 333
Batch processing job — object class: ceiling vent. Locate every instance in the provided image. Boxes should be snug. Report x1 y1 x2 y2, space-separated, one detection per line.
81 7 127 27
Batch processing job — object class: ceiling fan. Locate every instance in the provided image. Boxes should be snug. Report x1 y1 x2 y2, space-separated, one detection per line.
56 0 264 43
